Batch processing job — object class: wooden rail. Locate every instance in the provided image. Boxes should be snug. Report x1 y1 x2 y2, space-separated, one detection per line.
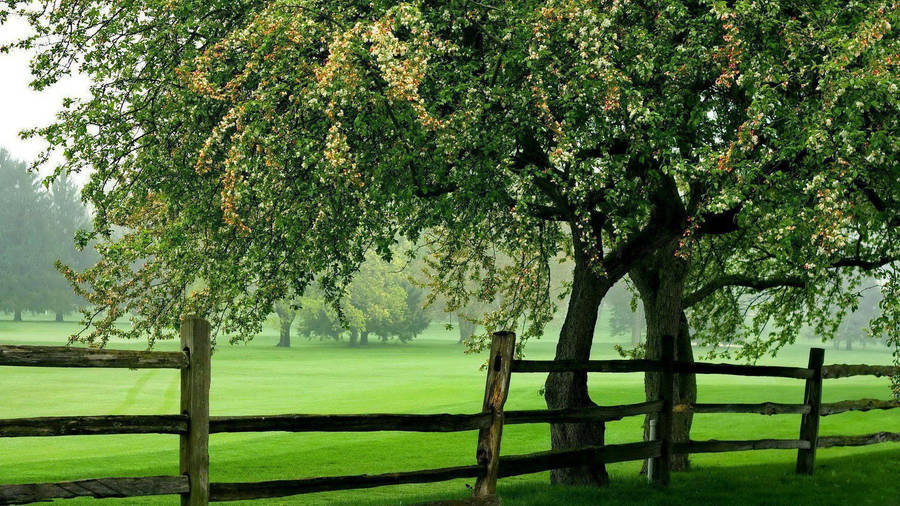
0 476 189 504
822 364 899 379
820 399 900 416
0 415 188 437
208 442 661 502
674 403 810 415
511 359 661 373
0 345 187 369
817 431 900 447
210 413 490 433
511 358 814 379
674 439 810 454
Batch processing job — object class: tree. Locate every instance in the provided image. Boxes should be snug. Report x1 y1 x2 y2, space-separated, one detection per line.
295 252 432 345
604 281 643 346
0 149 93 321
44 175 95 321
8 0 899 485
0 148 47 320
273 300 296 347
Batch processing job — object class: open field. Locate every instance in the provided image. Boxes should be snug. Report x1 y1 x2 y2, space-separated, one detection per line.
1 316 898 505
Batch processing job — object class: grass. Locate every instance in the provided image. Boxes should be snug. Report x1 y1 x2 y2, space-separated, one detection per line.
0 314 898 505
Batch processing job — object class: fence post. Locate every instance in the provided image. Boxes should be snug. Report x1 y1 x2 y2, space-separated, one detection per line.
650 334 675 486
473 331 515 499
796 347 824 475
180 316 211 505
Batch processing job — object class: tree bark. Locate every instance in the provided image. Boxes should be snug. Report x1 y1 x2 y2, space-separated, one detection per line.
630 249 696 472
13 310 22 322
544 246 611 486
349 329 358 347
360 332 369 346
275 305 295 348
55 312 64 322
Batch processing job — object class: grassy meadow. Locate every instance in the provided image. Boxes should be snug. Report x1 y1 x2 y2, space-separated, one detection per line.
1 314 898 505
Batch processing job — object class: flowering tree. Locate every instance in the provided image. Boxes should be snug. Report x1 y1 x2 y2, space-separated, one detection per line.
5 0 899 485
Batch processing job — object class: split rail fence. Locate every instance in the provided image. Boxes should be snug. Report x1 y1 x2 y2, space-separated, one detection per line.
1 316 898 504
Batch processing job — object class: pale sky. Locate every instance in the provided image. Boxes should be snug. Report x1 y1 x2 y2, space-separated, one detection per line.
0 15 90 175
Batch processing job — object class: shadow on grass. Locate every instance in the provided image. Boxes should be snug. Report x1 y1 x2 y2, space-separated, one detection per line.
334 447 900 506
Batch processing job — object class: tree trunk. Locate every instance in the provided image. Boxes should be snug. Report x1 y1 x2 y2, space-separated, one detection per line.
458 317 477 344
360 331 369 346
349 329 359 347
275 305 295 348
845 340 852 351
55 311 64 322
630 249 696 473
544 248 611 486
13 310 22 322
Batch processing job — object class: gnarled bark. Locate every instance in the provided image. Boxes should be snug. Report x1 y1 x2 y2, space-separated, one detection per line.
630 249 696 472
544 248 611 486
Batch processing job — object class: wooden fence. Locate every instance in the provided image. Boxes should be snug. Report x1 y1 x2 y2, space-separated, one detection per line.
1 317 898 504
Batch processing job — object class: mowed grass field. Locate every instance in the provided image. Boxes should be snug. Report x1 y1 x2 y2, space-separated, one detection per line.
1 315 898 505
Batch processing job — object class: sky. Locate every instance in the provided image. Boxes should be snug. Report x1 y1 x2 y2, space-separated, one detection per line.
0 15 90 176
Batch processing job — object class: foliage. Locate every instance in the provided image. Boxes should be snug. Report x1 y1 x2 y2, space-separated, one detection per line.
3 0 899 374
296 251 431 342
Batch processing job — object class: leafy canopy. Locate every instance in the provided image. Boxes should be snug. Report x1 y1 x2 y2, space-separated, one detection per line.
3 0 898 353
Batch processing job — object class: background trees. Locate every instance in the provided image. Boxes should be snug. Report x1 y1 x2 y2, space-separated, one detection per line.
0 148 93 321
294 252 431 346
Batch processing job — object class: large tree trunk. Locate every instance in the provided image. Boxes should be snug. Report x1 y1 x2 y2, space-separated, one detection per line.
55 311 64 322
13 310 22 322
544 248 611 486
360 331 369 346
630 249 697 472
349 329 359 347
458 317 477 344
275 305 295 348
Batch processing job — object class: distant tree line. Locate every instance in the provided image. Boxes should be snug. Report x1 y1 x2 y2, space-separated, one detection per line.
274 252 431 347
0 148 94 321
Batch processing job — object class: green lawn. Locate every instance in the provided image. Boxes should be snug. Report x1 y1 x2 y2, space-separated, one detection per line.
1 316 898 505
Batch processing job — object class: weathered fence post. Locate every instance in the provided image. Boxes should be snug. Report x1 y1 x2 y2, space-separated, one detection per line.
796 347 824 475
650 334 675 486
473 331 515 499
180 316 211 505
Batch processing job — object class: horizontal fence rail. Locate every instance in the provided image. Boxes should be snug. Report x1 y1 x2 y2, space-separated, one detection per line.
505 401 662 424
820 399 900 416
674 402 811 415
511 359 661 373
206 401 664 434
208 442 661 502
0 345 187 369
0 476 189 505
674 439 810 454
817 431 900 448
210 413 490 433
0 415 188 438
511 358 814 379
822 364 900 379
